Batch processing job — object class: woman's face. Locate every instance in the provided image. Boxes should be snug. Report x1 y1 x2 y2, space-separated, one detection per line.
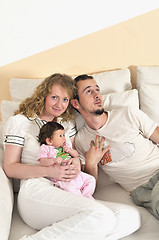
43 84 70 120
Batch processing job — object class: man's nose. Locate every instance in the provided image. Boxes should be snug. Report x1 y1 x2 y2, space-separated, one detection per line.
94 91 99 98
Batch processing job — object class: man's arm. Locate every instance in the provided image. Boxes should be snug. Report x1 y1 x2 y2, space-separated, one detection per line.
150 126 159 144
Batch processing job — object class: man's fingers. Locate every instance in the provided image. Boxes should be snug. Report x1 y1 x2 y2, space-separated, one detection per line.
90 140 95 147
103 146 110 154
95 135 100 147
90 136 106 148
100 136 105 148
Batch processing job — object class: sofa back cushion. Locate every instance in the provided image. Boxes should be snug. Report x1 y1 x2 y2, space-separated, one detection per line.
9 68 132 102
1 68 135 126
136 66 159 124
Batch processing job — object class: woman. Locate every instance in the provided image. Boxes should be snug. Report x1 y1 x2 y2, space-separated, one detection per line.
3 73 140 240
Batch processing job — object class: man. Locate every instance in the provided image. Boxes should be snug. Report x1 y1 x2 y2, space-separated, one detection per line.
71 74 159 219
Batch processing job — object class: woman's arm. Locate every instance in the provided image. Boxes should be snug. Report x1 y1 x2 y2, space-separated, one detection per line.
70 136 76 149
4 145 79 181
4 145 54 179
39 157 63 166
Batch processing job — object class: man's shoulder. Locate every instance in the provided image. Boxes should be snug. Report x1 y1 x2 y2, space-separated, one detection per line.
75 125 90 146
76 125 88 137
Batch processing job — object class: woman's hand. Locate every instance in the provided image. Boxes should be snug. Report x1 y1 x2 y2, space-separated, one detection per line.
47 159 80 182
69 157 81 171
85 135 110 181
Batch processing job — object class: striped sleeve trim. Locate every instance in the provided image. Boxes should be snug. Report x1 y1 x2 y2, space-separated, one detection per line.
69 126 77 138
4 135 25 146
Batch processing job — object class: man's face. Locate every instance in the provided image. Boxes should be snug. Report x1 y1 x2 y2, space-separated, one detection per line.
75 78 104 115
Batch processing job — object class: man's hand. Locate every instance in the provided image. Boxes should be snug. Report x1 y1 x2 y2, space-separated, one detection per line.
85 135 110 166
85 135 110 181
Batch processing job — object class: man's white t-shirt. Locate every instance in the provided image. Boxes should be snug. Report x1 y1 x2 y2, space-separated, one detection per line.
75 106 159 191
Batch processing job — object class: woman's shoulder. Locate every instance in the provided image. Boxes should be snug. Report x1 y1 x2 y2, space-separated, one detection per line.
5 114 29 130
7 114 28 124
58 118 77 139
58 118 76 129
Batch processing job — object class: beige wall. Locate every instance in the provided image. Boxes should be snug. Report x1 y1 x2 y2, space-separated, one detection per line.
0 8 159 118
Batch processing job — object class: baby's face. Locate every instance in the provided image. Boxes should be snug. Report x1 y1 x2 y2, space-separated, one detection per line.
50 129 66 148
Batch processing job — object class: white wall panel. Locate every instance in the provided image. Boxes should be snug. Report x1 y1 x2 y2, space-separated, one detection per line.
0 0 159 66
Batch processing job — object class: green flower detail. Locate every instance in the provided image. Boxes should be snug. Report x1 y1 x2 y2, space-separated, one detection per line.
55 147 71 160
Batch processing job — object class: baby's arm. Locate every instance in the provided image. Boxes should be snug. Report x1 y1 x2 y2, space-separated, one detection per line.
38 145 63 166
38 157 63 166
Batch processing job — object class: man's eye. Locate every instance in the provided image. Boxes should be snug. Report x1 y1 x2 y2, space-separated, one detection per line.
86 90 91 94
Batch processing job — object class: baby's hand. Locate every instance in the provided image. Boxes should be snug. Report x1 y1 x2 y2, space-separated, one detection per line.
54 157 63 164
63 145 70 154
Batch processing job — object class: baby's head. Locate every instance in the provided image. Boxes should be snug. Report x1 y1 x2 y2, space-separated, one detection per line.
38 121 66 148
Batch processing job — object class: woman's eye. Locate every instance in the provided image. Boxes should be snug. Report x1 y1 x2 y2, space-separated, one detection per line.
52 96 57 100
63 98 68 102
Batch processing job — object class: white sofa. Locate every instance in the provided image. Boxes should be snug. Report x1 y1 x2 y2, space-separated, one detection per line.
1 66 159 240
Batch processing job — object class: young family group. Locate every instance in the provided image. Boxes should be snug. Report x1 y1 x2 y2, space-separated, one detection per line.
3 73 159 240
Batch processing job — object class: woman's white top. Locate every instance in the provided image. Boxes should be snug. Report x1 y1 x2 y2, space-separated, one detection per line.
3 114 76 165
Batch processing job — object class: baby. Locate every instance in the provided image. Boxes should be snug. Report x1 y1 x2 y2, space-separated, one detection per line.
38 121 96 199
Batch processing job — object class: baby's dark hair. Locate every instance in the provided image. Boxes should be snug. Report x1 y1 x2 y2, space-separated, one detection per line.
38 121 64 145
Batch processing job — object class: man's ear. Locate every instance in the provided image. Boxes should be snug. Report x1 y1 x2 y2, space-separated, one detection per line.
71 99 80 110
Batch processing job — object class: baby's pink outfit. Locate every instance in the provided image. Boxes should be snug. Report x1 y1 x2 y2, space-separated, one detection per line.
38 144 96 199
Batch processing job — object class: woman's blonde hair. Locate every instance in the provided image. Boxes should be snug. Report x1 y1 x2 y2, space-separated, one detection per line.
15 73 75 121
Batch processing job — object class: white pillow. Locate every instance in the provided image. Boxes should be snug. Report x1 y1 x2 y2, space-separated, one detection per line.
0 148 14 240
10 69 131 102
10 78 44 101
1 100 20 125
75 89 139 131
103 89 139 111
6 69 133 131
0 101 22 193
136 66 159 124
0 121 3 148
92 68 132 94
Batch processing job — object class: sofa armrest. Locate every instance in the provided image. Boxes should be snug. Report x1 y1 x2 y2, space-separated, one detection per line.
0 147 14 240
